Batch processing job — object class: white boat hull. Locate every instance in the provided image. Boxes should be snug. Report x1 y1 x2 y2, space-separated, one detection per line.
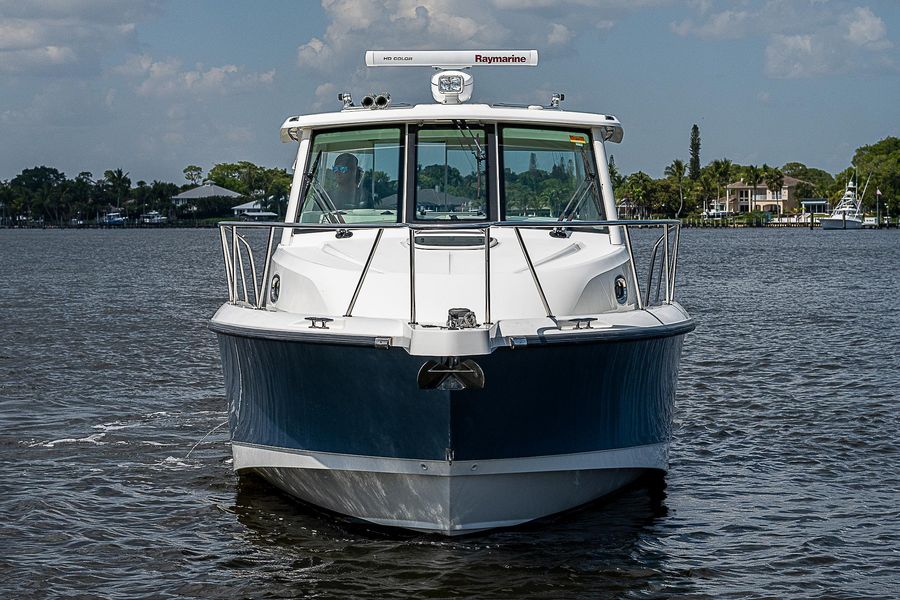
820 217 863 230
233 443 664 534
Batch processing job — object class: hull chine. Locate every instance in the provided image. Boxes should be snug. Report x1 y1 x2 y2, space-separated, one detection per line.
233 442 666 535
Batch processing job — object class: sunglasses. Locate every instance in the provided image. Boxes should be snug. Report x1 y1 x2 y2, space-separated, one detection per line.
332 165 351 174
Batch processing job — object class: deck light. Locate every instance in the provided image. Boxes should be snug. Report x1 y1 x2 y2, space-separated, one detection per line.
550 92 565 108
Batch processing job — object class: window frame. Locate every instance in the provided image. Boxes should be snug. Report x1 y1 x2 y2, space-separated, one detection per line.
405 123 498 224
497 124 600 222
294 124 407 224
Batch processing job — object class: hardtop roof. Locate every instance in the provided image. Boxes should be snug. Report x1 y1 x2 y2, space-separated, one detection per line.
279 103 623 143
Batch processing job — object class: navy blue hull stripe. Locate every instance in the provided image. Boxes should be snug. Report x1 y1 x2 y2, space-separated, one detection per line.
218 332 686 461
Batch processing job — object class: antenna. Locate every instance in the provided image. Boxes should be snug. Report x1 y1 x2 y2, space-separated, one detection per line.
364 50 539 104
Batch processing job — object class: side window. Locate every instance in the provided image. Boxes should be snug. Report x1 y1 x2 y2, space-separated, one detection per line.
298 127 403 224
500 127 604 221
414 127 487 221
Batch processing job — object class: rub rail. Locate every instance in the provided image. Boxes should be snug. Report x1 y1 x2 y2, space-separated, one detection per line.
217 219 682 323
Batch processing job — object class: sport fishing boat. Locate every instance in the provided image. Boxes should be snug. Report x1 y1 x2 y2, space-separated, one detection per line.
99 211 126 226
821 177 865 230
210 50 694 534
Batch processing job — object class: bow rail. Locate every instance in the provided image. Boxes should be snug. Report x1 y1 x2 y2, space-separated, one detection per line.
218 219 682 324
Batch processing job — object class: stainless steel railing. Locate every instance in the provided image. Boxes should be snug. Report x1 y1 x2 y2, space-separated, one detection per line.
217 219 682 323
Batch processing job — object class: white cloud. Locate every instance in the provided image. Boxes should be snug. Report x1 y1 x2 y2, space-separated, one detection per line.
295 0 658 76
315 82 337 98
547 23 573 45
0 1 159 75
297 37 332 68
0 45 78 73
672 2 897 78
843 6 891 50
670 10 750 40
115 54 276 97
297 1 506 71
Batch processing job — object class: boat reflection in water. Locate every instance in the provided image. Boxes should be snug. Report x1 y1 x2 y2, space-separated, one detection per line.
210 50 694 535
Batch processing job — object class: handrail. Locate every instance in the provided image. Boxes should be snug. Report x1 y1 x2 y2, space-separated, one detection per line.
217 218 681 230
217 219 683 319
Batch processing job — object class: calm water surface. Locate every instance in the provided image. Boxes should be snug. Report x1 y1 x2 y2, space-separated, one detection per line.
1 228 898 599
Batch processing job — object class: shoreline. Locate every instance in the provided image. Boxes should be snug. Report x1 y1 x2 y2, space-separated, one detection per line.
1 219 898 231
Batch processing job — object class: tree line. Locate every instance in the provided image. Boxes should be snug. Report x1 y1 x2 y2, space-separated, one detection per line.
613 129 899 218
0 162 291 226
2 132 896 225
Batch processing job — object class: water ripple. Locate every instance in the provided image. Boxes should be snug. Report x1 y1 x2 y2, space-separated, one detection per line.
1 228 898 598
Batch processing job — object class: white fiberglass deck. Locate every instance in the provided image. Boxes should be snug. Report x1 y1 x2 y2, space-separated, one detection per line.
270 228 632 324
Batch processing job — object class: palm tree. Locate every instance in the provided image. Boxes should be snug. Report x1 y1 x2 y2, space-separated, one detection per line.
745 165 761 213
103 168 131 209
766 167 785 214
625 171 653 218
710 158 732 211
697 171 717 213
664 159 686 218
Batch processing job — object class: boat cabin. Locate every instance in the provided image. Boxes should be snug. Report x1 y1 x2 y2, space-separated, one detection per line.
279 51 623 229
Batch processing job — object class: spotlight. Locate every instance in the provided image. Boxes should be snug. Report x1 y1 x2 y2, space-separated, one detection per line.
374 93 391 108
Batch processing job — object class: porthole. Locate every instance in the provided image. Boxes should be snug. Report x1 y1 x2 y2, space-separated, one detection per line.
614 275 628 304
270 274 281 303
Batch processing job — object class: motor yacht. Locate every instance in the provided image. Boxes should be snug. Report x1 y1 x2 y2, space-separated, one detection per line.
210 50 694 534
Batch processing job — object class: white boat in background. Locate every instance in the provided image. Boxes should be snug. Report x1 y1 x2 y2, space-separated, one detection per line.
821 177 866 230
140 211 168 224
210 50 694 535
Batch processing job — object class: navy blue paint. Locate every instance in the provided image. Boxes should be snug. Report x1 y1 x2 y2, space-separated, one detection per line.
448 335 683 460
217 332 685 461
219 337 451 460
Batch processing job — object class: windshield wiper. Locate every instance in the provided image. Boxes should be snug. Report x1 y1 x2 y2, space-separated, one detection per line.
304 152 344 224
550 148 604 236
557 148 603 222
451 119 486 163
451 119 487 204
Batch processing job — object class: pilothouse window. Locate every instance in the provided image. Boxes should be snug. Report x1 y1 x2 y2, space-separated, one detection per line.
414 127 487 221
298 127 402 224
500 127 604 221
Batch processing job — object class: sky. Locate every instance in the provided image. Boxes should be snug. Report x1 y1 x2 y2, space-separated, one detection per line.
1 0 898 185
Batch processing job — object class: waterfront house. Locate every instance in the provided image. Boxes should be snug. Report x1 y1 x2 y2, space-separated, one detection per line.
172 182 242 209
232 199 262 217
724 176 808 214
616 197 650 219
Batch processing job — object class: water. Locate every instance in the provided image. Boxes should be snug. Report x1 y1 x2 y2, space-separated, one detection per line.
1 228 898 599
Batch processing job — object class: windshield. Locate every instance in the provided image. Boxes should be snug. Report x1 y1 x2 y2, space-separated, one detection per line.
414 126 487 221
297 127 403 224
500 127 604 221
